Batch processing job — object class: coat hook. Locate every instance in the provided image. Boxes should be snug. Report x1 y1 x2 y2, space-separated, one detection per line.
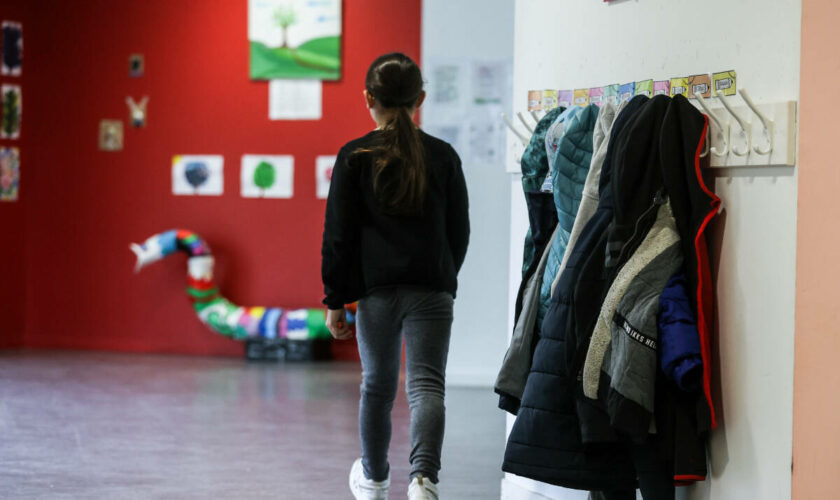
695 92 730 157
517 112 536 134
717 93 751 157
529 110 541 123
501 112 530 145
739 88 774 155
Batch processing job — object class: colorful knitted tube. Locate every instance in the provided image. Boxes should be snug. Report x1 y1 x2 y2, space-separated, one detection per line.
130 229 354 340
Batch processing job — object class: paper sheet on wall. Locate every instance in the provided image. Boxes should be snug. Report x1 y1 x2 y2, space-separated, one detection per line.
423 58 511 167
1 84 21 139
241 155 293 198
172 155 223 196
467 61 509 165
1 21 22 77
268 79 322 120
427 61 469 124
316 155 336 199
467 110 506 165
0 146 19 201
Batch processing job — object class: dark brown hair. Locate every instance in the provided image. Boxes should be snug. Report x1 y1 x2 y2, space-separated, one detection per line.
355 53 426 216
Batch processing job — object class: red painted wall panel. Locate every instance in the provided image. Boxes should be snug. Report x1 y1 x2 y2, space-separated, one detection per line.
0 0 31 348
21 0 421 355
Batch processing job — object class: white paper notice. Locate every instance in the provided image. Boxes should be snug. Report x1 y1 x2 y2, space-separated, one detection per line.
241 155 294 198
172 155 224 196
269 80 322 120
316 155 336 199
423 58 511 167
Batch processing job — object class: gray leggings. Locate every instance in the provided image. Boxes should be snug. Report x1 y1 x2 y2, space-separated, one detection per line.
356 287 454 484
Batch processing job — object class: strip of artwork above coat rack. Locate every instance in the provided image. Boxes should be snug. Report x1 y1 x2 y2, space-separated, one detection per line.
503 70 797 169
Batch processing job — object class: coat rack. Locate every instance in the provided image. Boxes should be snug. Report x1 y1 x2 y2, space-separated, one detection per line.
502 91 797 169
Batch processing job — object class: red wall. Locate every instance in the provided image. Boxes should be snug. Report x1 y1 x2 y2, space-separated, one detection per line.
19 0 421 355
0 0 31 348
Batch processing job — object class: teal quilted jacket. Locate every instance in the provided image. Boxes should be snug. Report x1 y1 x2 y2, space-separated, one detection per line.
537 104 600 322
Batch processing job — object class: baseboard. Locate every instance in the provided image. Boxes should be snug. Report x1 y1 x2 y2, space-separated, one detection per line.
501 475 591 500
501 477 556 500
445 372 495 387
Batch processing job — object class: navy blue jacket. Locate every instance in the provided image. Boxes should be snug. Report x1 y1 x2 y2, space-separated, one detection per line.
659 271 703 392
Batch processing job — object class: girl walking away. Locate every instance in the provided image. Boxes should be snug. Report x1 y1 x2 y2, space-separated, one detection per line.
321 52 470 500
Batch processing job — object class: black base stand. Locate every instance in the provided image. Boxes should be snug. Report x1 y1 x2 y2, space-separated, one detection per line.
245 338 332 362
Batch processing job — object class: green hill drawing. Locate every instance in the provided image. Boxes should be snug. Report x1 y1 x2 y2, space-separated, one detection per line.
250 36 341 80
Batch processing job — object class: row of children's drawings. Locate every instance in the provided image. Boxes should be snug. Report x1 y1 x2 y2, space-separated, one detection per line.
528 70 737 110
0 21 23 140
171 154 336 200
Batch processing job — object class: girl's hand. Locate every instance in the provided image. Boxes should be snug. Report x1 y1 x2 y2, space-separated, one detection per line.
326 307 353 339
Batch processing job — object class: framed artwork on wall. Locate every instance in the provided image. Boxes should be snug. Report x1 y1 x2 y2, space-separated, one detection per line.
248 0 342 80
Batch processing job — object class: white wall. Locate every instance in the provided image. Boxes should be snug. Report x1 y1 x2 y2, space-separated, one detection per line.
504 1 800 499
422 0 516 387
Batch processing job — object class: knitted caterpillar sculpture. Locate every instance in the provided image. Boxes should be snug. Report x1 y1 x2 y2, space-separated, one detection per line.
130 229 353 341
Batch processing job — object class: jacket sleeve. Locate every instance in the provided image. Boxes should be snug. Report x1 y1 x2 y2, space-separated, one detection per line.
495 226 558 415
446 148 470 273
658 271 703 392
321 147 361 309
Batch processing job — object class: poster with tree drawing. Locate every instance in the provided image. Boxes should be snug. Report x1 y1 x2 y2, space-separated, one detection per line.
248 0 341 80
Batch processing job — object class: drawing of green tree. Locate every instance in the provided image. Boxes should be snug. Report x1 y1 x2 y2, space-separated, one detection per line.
273 5 298 49
253 161 276 195
2 89 19 137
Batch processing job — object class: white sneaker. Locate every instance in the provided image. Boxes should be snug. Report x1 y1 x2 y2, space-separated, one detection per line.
349 458 390 500
407 475 439 500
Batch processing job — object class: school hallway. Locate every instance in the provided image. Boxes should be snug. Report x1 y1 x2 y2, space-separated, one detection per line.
0 351 505 499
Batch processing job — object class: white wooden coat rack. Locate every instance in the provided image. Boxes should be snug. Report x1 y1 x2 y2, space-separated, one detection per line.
502 90 797 169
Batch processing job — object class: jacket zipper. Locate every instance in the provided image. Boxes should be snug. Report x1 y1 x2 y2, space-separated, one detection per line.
615 190 666 265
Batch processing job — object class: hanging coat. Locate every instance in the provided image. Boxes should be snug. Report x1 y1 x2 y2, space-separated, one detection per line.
537 105 600 325
545 106 583 174
570 95 673 445
658 272 703 392
581 200 683 439
552 101 622 296
659 94 722 428
495 226 557 414
496 104 620 415
577 97 712 485
514 108 565 323
502 96 649 491
521 107 566 193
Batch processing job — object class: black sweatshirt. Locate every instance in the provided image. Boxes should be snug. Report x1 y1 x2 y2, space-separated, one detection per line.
321 130 470 309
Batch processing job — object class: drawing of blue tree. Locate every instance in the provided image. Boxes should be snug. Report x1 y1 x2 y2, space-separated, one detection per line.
184 162 209 194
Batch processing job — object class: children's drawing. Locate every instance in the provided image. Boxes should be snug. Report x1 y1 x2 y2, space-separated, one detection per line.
0 147 19 201
248 0 342 80
172 155 223 196
241 155 293 198
1 21 22 76
1 84 21 139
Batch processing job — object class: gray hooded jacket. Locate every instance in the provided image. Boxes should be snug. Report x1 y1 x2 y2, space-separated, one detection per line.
583 199 684 439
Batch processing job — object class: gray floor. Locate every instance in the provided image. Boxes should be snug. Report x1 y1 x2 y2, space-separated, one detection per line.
0 351 504 499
